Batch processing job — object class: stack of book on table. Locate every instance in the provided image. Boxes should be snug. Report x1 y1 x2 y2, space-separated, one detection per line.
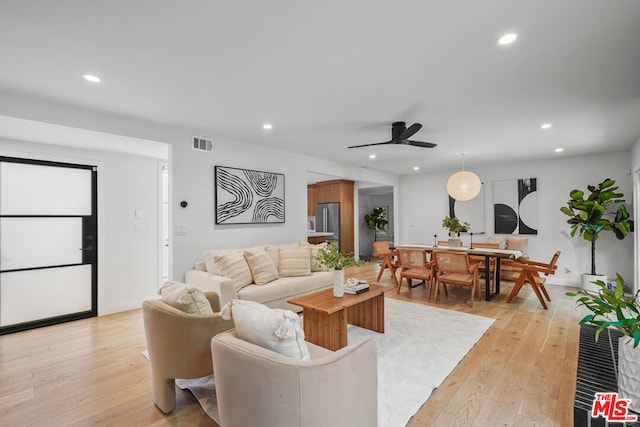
344 280 370 294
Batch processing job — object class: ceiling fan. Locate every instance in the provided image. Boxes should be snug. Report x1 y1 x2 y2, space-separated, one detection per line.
347 121 437 149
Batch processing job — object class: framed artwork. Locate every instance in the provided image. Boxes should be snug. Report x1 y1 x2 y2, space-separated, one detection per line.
493 177 537 235
214 166 285 224
448 183 485 234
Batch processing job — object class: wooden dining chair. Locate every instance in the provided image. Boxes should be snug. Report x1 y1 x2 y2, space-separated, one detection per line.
373 241 399 285
395 248 437 296
503 251 561 309
468 242 500 294
433 251 480 307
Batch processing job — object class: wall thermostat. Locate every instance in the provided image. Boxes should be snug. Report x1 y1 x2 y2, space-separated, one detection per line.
180 201 188 208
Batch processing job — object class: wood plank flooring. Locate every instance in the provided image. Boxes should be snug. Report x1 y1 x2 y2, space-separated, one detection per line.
0 265 583 426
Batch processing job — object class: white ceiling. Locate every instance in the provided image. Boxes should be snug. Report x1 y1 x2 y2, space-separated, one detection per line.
1 1 639 175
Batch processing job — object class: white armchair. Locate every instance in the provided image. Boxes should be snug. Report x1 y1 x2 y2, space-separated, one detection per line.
211 330 378 427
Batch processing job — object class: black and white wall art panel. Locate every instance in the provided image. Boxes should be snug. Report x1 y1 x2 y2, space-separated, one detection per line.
215 166 285 224
493 178 537 235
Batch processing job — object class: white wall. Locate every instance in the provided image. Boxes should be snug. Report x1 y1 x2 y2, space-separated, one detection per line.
398 150 634 287
0 138 162 314
170 139 398 278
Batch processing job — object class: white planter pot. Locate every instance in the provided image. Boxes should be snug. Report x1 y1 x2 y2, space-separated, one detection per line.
333 269 345 298
581 273 606 293
618 336 640 413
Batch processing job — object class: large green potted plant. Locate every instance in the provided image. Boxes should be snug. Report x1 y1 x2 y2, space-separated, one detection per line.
566 274 640 411
364 207 388 242
560 178 634 290
313 242 356 297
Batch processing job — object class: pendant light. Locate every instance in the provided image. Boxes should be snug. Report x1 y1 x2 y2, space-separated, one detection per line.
446 153 481 201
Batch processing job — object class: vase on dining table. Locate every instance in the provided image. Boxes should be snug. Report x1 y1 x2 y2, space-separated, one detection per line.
448 231 461 247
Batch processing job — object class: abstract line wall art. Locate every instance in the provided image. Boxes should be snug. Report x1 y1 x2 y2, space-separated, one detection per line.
215 166 285 224
493 177 537 235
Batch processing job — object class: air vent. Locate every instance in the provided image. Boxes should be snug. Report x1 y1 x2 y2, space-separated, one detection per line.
192 136 213 152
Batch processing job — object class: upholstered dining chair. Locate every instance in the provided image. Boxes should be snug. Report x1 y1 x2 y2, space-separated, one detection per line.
373 241 399 285
433 251 480 307
502 251 561 309
142 291 234 413
468 242 501 295
395 247 437 296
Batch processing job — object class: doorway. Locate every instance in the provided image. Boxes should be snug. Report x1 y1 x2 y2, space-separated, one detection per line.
0 157 97 334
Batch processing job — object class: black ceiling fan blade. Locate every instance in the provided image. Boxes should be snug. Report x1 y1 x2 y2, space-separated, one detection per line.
399 123 422 140
406 140 437 148
347 141 393 149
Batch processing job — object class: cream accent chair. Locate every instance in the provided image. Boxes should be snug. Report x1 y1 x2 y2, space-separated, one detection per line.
212 330 378 427
142 292 234 413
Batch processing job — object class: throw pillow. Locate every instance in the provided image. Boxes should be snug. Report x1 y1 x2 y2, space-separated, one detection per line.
487 236 507 250
264 243 299 270
505 236 529 254
220 299 310 360
203 248 234 274
244 248 279 285
158 281 214 315
214 251 254 290
278 247 312 277
298 241 329 272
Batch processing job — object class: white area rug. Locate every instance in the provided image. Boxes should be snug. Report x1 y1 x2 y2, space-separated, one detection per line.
169 298 494 426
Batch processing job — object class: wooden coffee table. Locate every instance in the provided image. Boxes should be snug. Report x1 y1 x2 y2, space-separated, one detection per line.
288 284 391 351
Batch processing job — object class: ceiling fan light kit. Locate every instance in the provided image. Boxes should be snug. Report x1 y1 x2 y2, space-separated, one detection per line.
447 153 481 201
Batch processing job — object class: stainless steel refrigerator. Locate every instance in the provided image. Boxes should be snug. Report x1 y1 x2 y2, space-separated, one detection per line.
315 202 340 249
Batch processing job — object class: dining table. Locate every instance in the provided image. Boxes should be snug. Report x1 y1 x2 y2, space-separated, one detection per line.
395 244 523 301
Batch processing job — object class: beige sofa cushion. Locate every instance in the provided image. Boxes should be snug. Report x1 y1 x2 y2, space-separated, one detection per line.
278 247 311 277
298 241 329 272
238 272 332 305
264 243 299 269
158 281 214 315
220 299 310 360
214 251 254 290
244 248 279 285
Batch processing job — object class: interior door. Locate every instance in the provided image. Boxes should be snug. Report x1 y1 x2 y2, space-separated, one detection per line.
0 157 97 334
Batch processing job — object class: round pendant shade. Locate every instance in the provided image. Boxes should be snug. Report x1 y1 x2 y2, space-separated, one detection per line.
446 170 481 201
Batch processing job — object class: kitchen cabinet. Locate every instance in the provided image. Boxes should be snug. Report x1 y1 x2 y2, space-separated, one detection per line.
312 180 354 254
307 184 316 216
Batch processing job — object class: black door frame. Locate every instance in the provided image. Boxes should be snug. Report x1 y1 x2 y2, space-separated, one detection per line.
0 156 98 334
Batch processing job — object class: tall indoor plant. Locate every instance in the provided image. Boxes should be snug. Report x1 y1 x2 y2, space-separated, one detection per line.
566 274 640 411
313 242 356 297
364 207 388 242
560 178 633 289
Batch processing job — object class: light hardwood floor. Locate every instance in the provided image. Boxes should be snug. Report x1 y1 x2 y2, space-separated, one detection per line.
0 266 582 426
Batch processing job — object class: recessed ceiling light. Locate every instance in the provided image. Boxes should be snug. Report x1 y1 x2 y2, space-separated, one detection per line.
369 154 376 159
540 123 553 129
498 33 518 45
413 166 420 171
82 74 101 83
555 148 564 153
262 123 273 130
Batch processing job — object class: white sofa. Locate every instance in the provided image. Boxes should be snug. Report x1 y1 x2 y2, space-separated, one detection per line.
185 242 333 312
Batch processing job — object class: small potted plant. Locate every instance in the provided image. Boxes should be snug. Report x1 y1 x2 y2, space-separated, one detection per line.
560 178 634 291
313 242 356 297
364 207 388 243
566 274 640 411
441 216 470 246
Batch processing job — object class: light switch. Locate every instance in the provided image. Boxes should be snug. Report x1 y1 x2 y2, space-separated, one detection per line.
135 209 145 218
176 224 187 236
